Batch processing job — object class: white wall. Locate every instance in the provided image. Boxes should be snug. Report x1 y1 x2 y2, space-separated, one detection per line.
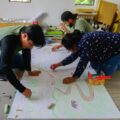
0 0 120 26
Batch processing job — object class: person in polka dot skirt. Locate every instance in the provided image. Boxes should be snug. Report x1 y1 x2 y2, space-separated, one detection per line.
50 30 120 84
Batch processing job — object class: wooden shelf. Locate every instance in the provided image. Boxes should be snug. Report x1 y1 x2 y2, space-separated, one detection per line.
0 22 30 28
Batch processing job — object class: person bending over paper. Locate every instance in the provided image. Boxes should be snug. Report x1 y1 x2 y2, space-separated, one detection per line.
51 30 120 84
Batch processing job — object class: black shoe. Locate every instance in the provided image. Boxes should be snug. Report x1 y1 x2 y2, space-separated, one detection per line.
0 74 8 81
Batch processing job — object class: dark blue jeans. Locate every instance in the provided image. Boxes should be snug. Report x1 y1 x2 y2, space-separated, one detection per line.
91 54 120 76
0 51 25 71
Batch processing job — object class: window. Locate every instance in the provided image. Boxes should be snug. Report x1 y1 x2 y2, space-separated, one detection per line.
9 0 31 2
75 0 94 5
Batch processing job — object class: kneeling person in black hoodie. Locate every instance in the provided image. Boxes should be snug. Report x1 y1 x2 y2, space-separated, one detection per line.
0 24 45 98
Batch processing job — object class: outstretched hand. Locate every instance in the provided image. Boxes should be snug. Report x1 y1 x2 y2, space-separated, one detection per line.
28 70 41 76
22 88 32 98
63 77 78 84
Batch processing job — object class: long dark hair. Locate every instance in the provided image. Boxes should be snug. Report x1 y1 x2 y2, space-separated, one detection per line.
62 30 84 50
